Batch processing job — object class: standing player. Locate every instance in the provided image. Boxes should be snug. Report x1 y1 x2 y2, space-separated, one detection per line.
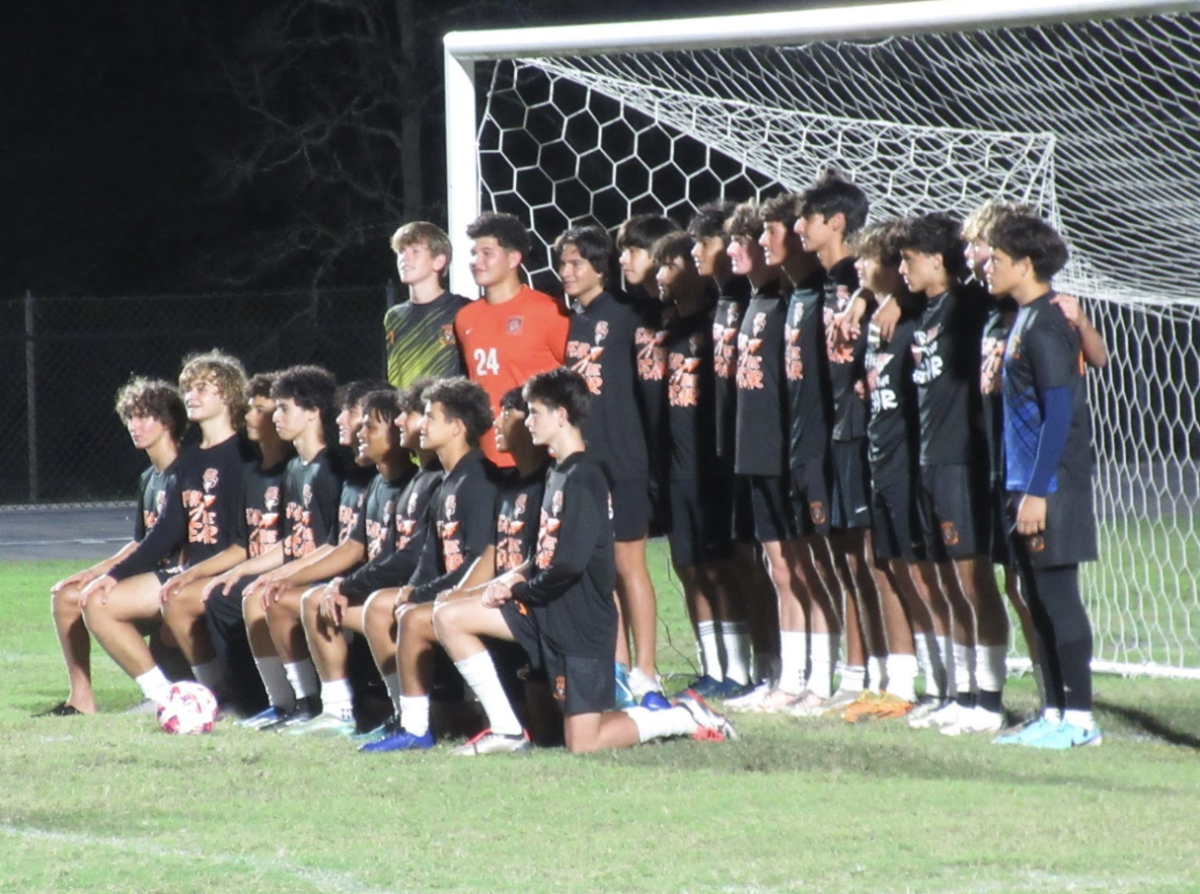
40 377 187 716
987 213 1101 748
898 213 1008 736
82 351 249 708
655 232 752 694
433 368 736 754
385 221 469 389
454 211 570 468
559 224 661 699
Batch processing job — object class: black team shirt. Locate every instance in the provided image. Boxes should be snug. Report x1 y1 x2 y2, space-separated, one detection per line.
408 450 499 604
824 257 869 443
629 292 669 486
981 295 1018 485
566 291 649 484
329 464 375 547
282 448 342 562
665 308 718 482
509 453 617 660
865 306 922 486
733 281 788 478
494 463 550 574
339 461 441 600
784 269 832 466
108 461 182 581
712 277 751 462
243 457 288 559
911 286 986 467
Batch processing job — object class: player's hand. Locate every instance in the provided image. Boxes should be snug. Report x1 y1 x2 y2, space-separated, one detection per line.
80 574 117 608
853 378 866 400
835 306 862 343
1051 293 1082 328
159 572 191 605
392 587 413 618
52 570 93 596
875 296 901 340
1015 494 1048 536
202 572 235 602
481 580 514 609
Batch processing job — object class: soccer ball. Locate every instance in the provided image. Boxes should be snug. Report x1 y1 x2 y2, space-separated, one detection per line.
156 681 218 734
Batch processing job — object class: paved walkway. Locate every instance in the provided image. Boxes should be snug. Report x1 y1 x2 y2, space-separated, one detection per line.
0 505 133 562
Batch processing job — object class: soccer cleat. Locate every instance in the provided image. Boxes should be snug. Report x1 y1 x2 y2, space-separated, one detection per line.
723 681 772 712
682 674 723 697
352 714 401 745
640 691 672 711
1020 721 1103 750
821 687 865 715
712 677 754 700
939 705 1004 737
359 727 435 753
860 692 915 721
450 728 532 756
286 711 356 737
628 668 664 699
34 701 84 717
993 717 1056 746
261 695 321 732
237 704 291 730
837 691 883 722
787 690 835 719
908 699 959 730
675 689 739 741
126 698 162 715
614 663 637 709
749 687 804 715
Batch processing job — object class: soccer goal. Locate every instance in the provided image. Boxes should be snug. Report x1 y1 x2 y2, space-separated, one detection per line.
444 0 1200 678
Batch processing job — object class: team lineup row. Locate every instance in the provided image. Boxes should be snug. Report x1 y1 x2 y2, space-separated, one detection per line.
42 173 1103 753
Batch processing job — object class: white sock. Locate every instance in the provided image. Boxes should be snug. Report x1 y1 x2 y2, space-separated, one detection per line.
320 678 354 720
952 641 973 698
720 622 753 685
455 651 522 736
135 666 172 703
839 664 866 693
777 630 808 695
254 655 294 709
865 656 886 693
808 633 835 699
625 705 696 742
190 659 227 698
884 653 919 702
696 620 723 680
975 644 1008 695
1063 709 1095 730
398 695 431 736
284 659 320 700
384 672 403 712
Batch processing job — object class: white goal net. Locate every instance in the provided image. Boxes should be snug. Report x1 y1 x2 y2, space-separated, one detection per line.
447 0 1200 677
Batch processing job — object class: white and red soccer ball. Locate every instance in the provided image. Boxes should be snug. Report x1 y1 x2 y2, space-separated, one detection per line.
156 681 218 734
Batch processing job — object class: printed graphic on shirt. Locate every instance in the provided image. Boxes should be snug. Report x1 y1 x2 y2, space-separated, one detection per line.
534 489 566 571
247 485 282 558
735 312 768 390
980 334 1005 395
182 468 221 546
566 319 608 396
911 324 944 385
436 493 464 573
496 492 531 573
667 332 704 408
285 483 318 559
635 325 667 383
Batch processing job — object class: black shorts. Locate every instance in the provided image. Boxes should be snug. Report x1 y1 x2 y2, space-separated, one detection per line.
734 475 795 544
870 474 921 563
788 457 832 538
499 601 614 716
916 464 983 561
985 477 1012 566
1007 488 1098 568
830 439 872 531
155 567 181 585
667 476 733 567
610 477 652 543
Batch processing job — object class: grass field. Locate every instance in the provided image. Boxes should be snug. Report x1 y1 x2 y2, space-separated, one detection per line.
4 554 1200 894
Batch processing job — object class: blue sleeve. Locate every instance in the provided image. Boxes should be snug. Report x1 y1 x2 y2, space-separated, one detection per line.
1025 385 1072 497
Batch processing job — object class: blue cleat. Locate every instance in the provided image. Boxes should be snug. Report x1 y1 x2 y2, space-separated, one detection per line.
236 704 288 730
993 716 1055 746
359 727 435 753
614 662 637 709
640 691 671 711
682 674 722 697
1021 721 1103 750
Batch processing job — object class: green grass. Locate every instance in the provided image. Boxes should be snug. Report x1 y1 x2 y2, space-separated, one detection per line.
4 555 1200 894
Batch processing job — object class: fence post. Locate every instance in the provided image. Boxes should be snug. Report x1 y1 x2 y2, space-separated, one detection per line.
25 290 38 502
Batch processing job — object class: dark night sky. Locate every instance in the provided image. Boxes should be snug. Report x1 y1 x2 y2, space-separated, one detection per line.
1 0 881 299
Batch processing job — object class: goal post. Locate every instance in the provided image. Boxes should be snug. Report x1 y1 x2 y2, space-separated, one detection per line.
443 0 1200 678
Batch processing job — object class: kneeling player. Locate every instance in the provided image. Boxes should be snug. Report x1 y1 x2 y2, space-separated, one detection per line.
433 368 735 754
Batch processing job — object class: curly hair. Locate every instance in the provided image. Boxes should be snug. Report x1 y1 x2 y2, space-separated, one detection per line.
421 376 495 447
178 349 248 427
115 376 187 442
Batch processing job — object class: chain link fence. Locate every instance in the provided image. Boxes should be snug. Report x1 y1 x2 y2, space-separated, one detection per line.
1 287 391 507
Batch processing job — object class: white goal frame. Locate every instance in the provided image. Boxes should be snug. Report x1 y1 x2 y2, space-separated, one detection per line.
443 0 1200 679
